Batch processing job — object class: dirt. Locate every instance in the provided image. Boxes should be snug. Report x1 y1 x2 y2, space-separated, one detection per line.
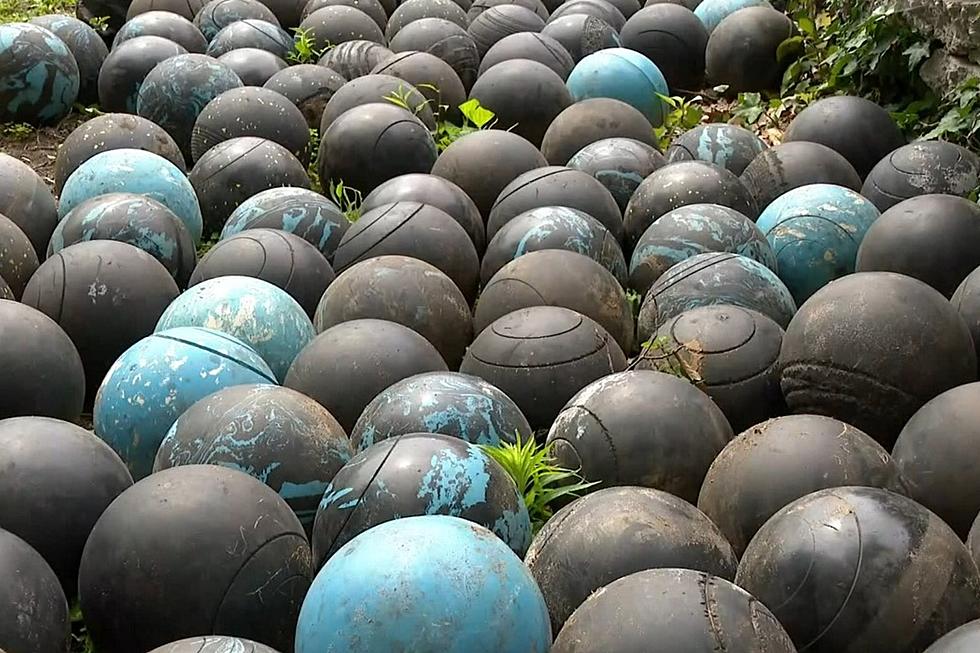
1 111 88 195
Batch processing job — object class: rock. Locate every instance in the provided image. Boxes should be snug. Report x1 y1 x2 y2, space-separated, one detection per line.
920 49 980 98
895 0 980 56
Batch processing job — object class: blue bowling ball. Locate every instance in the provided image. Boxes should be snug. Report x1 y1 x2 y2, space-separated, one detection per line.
28 15 107 105
0 23 79 125
220 187 350 262
694 0 772 33
194 0 281 42
58 149 204 244
629 203 776 296
481 205 628 285
756 183 880 304
350 371 531 450
93 326 276 480
297 515 551 653
666 122 767 175
565 48 669 126
155 275 315 381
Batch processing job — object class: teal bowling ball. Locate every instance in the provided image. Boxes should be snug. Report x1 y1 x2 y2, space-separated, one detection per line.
566 48 668 126
757 183 880 304
155 275 315 381
666 122 767 176
29 15 108 105
58 148 204 244
93 326 276 480
694 0 771 33
296 515 551 653
0 23 80 125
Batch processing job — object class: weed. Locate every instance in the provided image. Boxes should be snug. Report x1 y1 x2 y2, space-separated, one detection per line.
625 289 641 320
289 27 325 64
329 179 363 222
433 98 497 151
652 93 704 151
196 234 219 258
1 122 34 140
480 433 598 534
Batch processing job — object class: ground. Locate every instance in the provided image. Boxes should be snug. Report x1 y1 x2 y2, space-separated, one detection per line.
1 113 89 189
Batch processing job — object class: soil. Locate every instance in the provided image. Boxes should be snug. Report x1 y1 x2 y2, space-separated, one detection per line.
1 111 89 195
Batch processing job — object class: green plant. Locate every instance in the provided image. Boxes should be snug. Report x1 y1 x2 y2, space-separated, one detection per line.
433 98 497 152
653 93 704 150
625 288 641 319
305 127 321 191
1 122 34 140
0 0 75 21
480 433 597 533
87 15 109 29
384 84 430 116
633 334 703 384
70 601 96 653
289 27 325 64
196 234 219 258
329 179 363 222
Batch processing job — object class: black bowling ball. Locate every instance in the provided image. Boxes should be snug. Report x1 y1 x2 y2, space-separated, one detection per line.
478 31 575 79
298 6 386 51
320 73 435 130
541 98 657 165
469 0 548 21
192 86 308 162
205 18 292 57
97 36 188 114
467 5 546 57
371 51 467 123
127 0 206 20
925 620 980 653
705 6 792 93
620 4 708 91
550 0 626 30
263 64 346 128
302 0 388 30
112 11 207 52
317 39 394 79
539 14 620 63
386 0 468 39
216 47 289 86
953 265 980 366
0 214 38 299
740 141 862 210
194 0 281 41
862 141 980 212
0 528 69 653
388 17 480 88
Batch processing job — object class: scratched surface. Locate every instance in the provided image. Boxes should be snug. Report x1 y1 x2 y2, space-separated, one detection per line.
297 515 551 652
666 122 767 176
0 23 79 125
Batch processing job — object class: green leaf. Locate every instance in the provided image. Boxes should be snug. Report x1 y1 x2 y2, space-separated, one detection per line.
797 16 816 37
459 98 495 128
777 35 804 64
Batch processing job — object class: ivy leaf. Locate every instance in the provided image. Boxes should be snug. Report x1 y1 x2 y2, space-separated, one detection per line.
459 98 495 128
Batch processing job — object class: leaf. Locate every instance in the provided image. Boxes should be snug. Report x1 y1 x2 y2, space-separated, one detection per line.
777 36 804 64
459 98 495 128
797 16 816 37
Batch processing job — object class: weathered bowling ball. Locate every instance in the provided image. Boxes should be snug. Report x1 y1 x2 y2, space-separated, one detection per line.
780 272 977 447
705 6 792 93
758 183 880 304
469 0 549 21
299 6 386 51
551 568 796 653
97 35 188 113
205 17 292 57
155 384 352 530
29 15 108 104
459 306 627 430
476 250 634 352
191 86 308 162
93 327 276 479
0 215 37 299
263 64 346 128
892 382 980 538
629 203 774 296
637 252 796 342
333 201 478 299
157 275 315 381
566 48 668 126
635 305 785 433
190 229 333 316
604 0 641 17
285 319 449 431
620 4 708 91
925 621 980 653
296 516 551 653
694 0 770 33
371 51 467 123
541 98 657 165
736 486 980 653
317 39 394 79
468 58 572 146
112 11 207 52
320 73 435 130
0 417 133 598
220 187 349 262
479 31 574 79
740 141 862 211
360 173 485 254
487 165 623 243
217 47 289 86
550 0 625 28
188 136 311 236
0 153 59 257
785 95 905 180
318 104 438 196
953 266 980 366
302 0 388 29
149 637 282 653
699 414 906 555
666 122 766 175
548 370 732 502
0 23 79 125
388 18 480 88
526 486 738 633
431 129 548 218
0 301 84 422
862 141 980 212
194 0 280 41
625 161 758 248
482 205 627 284
78 465 312 653
127 0 206 20
350 371 529 449
60 148 203 243
54 113 185 195
23 241 180 403
387 0 467 39
856 194 980 298
568 137 666 211
467 5 545 57
315 256 473 368
0 528 69 653
136 53 244 161
312 433 531 565
539 14 620 63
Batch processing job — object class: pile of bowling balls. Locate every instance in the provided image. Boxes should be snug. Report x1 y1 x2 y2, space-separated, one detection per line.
3 0 980 650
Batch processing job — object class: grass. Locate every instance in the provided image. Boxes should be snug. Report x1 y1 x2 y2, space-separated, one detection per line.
0 0 75 22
